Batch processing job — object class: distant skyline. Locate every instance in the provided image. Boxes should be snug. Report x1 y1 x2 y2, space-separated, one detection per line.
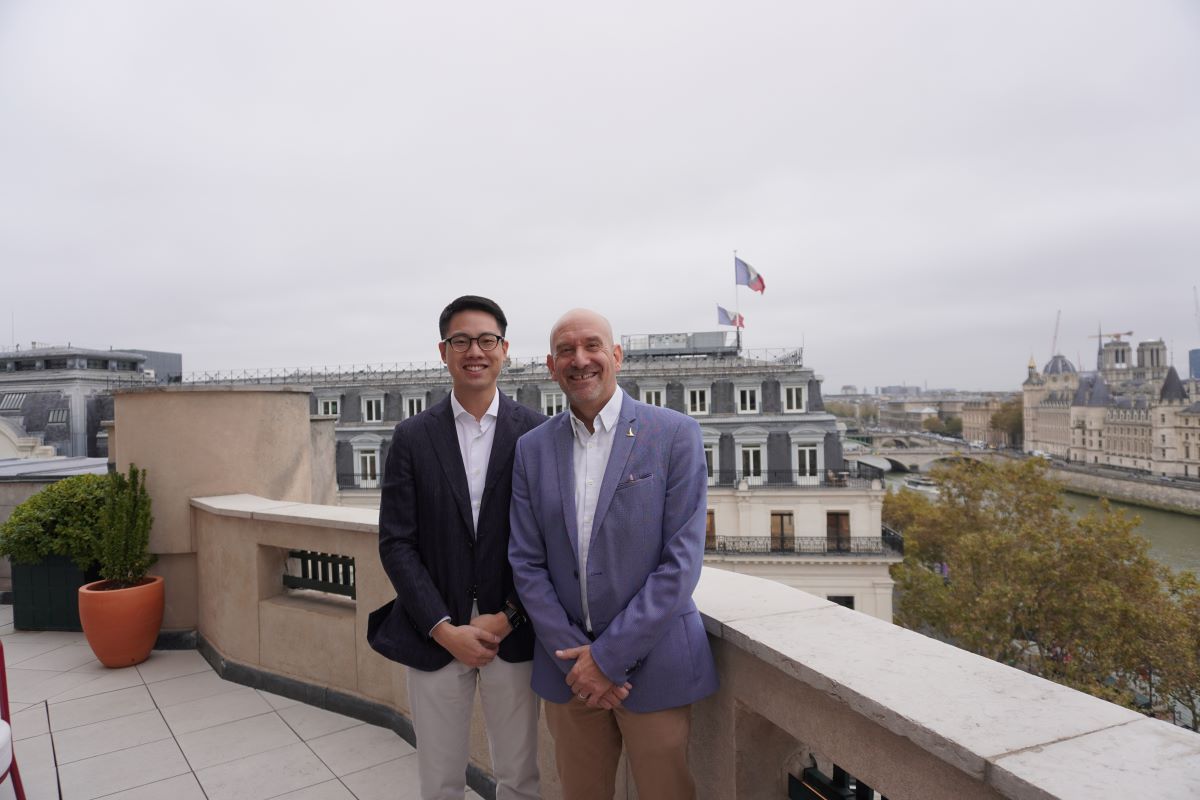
2 2 1198 392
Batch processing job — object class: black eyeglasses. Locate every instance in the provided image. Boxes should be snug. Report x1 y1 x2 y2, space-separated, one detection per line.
443 333 504 353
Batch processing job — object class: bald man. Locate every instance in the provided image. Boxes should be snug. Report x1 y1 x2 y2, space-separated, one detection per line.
508 309 718 800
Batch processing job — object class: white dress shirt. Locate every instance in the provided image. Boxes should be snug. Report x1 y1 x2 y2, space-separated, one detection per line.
569 387 624 632
429 390 500 636
450 389 500 531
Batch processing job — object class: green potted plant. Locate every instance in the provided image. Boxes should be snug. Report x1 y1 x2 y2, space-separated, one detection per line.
78 464 164 668
0 474 106 630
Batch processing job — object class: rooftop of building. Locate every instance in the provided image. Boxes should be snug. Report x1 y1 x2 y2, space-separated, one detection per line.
0 457 108 481
0 344 148 362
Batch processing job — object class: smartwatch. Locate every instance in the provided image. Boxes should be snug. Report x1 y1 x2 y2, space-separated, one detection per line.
503 601 526 631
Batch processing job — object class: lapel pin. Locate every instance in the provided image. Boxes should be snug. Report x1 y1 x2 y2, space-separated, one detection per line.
626 426 635 438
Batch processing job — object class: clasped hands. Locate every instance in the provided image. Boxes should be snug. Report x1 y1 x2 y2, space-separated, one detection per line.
556 644 632 709
432 613 511 668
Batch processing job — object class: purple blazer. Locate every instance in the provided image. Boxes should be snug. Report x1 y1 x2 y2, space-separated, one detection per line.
508 392 718 712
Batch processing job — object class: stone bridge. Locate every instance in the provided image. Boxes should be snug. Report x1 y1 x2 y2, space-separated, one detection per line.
847 447 1002 474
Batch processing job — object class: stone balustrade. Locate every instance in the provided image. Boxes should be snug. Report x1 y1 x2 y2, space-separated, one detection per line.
190 494 1200 799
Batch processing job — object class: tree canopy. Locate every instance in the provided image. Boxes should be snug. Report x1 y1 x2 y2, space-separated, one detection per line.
990 397 1023 445
922 415 962 437
886 458 1198 729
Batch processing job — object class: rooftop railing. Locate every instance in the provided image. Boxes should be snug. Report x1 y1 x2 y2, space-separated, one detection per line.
104 348 816 390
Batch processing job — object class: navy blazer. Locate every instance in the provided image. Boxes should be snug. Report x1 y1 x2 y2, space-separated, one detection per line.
367 391 546 671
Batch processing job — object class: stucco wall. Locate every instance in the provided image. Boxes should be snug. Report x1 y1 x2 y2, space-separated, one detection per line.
111 386 325 629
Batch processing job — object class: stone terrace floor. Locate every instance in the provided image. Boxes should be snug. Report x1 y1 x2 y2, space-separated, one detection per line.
1 606 464 800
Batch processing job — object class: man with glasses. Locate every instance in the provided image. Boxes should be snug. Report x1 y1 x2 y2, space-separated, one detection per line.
368 295 545 800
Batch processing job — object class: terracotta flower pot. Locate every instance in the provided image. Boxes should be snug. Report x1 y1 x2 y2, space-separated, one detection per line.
78 576 165 668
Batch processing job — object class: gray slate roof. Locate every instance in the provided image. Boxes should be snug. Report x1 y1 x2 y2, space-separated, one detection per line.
1072 373 1111 407
1160 366 1188 402
1043 354 1077 375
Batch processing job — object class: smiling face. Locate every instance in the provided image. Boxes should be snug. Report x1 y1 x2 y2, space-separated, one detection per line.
547 309 623 425
439 309 508 397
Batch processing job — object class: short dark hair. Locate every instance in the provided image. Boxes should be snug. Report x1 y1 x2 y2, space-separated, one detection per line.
438 295 508 338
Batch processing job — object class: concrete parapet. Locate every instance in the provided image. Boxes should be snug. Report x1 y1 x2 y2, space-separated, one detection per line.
190 495 1200 800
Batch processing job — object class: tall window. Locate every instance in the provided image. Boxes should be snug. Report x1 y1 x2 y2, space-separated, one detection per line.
357 450 379 488
797 445 819 483
688 388 709 415
706 510 716 551
770 511 794 552
642 389 664 407
737 387 758 414
741 445 763 485
784 386 806 413
406 396 425 418
319 398 339 416
827 512 850 552
363 397 383 423
543 391 565 416
703 444 715 483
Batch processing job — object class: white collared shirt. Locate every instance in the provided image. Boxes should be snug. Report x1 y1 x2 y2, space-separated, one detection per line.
450 389 500 531
569 387 624 632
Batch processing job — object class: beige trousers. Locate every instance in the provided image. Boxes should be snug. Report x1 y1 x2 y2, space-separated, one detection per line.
407 655 539 800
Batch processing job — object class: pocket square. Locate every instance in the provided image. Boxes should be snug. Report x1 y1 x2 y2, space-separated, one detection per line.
616 472 654 490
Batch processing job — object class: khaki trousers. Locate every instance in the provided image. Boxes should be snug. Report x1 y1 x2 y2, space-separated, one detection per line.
544 697 694 800
407 656 539 800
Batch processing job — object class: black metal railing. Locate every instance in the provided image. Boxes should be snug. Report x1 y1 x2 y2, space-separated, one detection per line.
708 535 890 556
882 525 904 555
283 551 356 599
709 468 876 489
337 467 885 492
102 348 813 389
790 765 889 799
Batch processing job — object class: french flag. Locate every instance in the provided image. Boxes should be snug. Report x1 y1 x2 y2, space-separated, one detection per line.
717 305 745 328
734 257 765 293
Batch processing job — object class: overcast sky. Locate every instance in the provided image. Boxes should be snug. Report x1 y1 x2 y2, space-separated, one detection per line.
2 2 1198 391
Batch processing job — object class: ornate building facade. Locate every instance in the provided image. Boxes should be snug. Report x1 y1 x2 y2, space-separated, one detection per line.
1022 337 1200 479
243 331 900 619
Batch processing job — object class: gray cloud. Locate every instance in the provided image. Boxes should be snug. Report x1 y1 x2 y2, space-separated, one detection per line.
2 1 1198 390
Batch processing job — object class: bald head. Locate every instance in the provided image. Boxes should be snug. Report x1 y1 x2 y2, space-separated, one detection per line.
546 308 623 429
549 308 614 351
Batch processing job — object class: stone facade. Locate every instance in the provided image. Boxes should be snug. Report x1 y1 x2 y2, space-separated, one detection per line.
1022 340 1200 478
0 344 176 457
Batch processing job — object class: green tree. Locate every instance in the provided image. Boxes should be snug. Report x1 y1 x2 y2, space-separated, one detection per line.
825 401 857 420
887 459 1197 722
990 398 1024 446
1159 571 1200 730
943 416 963 437
97 464 156 587
922 416 946 434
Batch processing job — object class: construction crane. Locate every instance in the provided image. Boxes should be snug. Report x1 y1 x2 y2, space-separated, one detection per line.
1049 309 1061 355
1089 331 1134 343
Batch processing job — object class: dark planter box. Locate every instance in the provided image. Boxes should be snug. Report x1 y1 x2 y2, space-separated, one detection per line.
11 555 100 631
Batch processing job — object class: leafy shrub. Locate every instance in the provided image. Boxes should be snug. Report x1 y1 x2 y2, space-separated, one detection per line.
0 474 107 569
97 464 156 587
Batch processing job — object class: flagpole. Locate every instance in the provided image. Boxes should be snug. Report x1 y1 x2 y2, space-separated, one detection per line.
733 250 742 353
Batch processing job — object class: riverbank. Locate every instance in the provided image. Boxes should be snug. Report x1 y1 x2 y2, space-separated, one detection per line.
1045 464 1200 517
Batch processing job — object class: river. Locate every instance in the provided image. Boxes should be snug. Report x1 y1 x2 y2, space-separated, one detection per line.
1063 492 1200 576
883 475 1200 576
